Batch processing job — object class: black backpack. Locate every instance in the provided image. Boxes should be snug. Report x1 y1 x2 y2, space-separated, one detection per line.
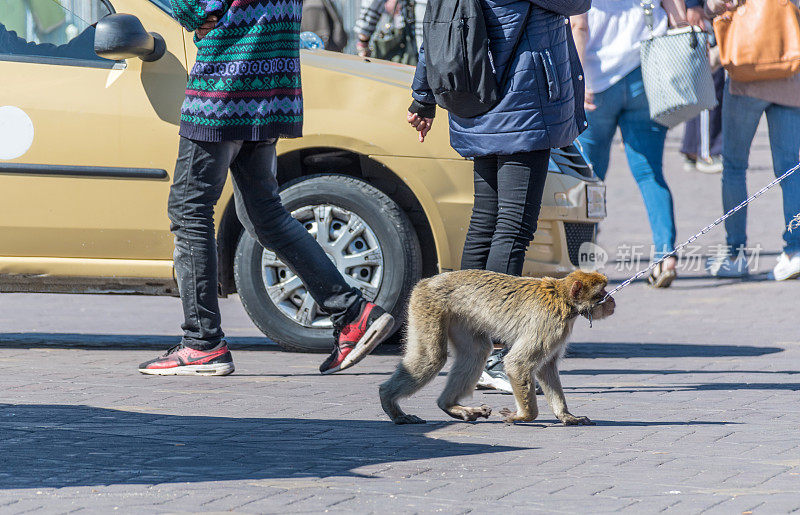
422 0 530 118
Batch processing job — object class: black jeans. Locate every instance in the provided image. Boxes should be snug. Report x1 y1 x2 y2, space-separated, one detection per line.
168 137 363 350
460 150 551 275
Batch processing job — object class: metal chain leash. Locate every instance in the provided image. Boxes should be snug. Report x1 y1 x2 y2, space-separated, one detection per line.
598 161 800 305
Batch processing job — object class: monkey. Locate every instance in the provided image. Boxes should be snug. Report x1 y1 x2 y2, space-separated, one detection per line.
379 269 615 425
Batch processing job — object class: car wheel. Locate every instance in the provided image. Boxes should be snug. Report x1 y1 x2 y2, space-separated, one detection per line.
234 174 422 352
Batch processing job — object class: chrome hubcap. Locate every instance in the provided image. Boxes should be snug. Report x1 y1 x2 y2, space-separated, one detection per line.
261 204 384 328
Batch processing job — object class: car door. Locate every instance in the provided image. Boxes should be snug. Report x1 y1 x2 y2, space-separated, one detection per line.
0 0 187 279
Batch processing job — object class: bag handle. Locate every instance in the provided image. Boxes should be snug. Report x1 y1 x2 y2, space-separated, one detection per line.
640 0 702 46
498 3 533 88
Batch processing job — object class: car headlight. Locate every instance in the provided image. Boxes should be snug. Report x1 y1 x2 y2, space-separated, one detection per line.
586 184 607 219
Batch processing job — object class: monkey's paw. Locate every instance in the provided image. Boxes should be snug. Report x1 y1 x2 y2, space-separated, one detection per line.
446 404 492 422
393 414 426 425
558 413 595 426
466 405 492 421
499 407 536 424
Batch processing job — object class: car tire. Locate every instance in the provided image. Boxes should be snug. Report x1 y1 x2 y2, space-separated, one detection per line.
234 174 422 353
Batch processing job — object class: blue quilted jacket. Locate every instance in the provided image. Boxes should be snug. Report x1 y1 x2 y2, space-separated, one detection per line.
412 0 590 157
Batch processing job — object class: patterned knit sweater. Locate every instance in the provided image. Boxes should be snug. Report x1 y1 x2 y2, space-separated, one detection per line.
170 0 303 142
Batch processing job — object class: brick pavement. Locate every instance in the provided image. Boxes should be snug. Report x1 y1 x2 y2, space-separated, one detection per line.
0 333 798 513
1 127 799 513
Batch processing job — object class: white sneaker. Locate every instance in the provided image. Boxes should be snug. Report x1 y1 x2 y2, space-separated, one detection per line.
706 253 749 278
770 252 800 281
476 370 513 394
695 155 723 174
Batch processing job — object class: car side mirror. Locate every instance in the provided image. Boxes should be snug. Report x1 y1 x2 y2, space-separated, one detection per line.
94 13 166 62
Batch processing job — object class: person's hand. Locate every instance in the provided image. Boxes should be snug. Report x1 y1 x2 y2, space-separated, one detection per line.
356 42 371 57
706 0 736 15
407 111 434 142
686 6 708 27
196 15 218 40
356 37 371 57
584 90 596 112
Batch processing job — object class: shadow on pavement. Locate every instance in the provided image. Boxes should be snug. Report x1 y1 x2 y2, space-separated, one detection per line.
563 368 799 376
0 333 403 355
570 383 800 393
1 336 782 360
586 420 736 426
0 404 526 489
566 342 783 358
604 272 774 285
474 419 734 427
603 251 782 285
0 333 269 350
665 273 775 289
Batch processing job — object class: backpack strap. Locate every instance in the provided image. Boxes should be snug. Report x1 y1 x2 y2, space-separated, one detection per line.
498 3 533 88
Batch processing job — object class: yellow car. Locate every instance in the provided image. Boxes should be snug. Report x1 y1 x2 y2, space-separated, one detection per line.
0 0 606 351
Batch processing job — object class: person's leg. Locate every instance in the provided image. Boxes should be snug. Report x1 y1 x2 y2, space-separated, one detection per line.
484 150 551 275
692 69 726 174
467 150 548 393
617 67 675 260
708 69 726 158
230 141 362 326
460 156 513 392
681 115 700 159
720 86 766 255
171 138 239 349
229 141 394 373
576 79 625 182
764 103 800 256
139 137 240 375
461 156 499 271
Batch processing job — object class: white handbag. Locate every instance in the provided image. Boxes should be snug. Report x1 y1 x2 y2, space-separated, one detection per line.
639 2 718 128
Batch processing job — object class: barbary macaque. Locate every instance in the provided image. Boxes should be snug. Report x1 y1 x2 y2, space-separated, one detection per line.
379 270 615 425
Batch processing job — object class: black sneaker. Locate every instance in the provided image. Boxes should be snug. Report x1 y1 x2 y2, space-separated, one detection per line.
319 302 395 374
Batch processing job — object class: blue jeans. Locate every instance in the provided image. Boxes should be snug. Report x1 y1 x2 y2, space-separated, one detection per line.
578 67 676 257
721 85 800 255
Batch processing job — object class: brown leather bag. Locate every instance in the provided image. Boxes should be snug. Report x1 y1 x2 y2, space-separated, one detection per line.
713 0 800 82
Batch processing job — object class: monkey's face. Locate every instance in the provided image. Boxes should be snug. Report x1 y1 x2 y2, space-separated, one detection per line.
567 270 615 320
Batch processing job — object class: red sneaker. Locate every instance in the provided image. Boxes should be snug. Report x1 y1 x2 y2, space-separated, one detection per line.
138 343 234 376
319 302 395 375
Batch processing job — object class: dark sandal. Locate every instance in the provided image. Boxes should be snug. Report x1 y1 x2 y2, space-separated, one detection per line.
648 261 677 288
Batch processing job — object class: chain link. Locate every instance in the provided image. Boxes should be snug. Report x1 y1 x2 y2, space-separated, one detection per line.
598 162 800 305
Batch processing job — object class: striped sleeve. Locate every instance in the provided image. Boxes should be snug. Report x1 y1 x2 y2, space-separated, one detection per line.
170 0 229 31
353 0 385 38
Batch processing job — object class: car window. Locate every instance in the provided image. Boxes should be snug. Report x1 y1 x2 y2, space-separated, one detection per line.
0 0 114 66
148 0 174 16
